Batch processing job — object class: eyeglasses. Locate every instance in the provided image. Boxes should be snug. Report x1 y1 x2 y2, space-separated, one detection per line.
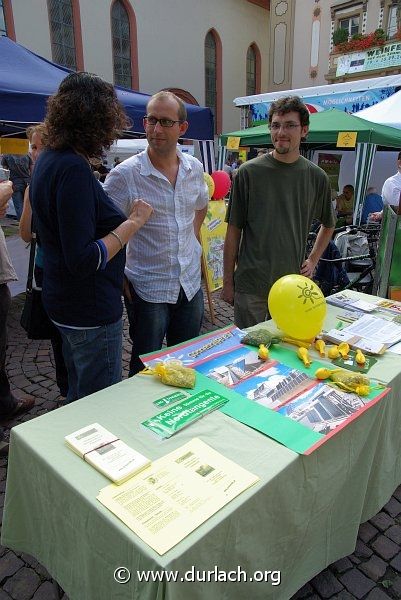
144 116 182 128
270 122 301 131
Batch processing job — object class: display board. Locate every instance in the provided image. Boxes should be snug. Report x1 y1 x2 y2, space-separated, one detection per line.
200 200 227 292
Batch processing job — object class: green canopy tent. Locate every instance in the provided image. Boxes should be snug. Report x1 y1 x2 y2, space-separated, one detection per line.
219 108 401 223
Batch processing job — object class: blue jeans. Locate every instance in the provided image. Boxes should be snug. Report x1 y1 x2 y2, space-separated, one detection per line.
56 319 123 403
12 188 24 221
124 284 204 376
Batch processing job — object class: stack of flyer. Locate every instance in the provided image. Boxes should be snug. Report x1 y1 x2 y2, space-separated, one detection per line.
65 423 151 485
324 314 401 354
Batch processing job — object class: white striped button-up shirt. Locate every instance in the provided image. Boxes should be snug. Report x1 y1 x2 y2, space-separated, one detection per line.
104 150 209 303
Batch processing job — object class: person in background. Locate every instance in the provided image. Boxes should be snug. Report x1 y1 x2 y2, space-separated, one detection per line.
223 157 233 180
222 95 335 329
20 124 69 400
361 187 383 224
0 181 34 453
31 72 153 402
256 149 268 157
104 91 209 376
335 184 354 226
370 151 401 221
231 159 243 180
1 152 32 221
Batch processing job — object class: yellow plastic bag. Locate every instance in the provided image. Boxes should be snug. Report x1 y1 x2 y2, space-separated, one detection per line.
153 361 196 389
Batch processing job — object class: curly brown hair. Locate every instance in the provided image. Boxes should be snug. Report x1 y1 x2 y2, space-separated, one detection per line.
268 96 310 127
44 72 130 157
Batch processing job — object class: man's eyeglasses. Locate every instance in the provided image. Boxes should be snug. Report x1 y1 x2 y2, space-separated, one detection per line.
270 122 301 131
144 116 182 128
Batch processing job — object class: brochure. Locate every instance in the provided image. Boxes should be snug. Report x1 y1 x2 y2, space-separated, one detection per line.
141 325 245 369
65 423 151 485
142 389 229 438
97 438 259 555
324 313 401 352
326 292 376 313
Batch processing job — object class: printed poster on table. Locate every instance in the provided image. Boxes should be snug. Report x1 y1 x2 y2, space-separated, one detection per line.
200 200 227 292
141 326 390 455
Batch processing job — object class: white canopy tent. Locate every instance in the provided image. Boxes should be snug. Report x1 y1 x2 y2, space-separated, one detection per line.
106 140 194 167
355 90 401 129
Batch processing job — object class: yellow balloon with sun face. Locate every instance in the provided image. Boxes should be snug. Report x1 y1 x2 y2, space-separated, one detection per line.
268 274 326 341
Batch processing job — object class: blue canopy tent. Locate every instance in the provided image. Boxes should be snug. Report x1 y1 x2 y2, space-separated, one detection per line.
0 37 215 170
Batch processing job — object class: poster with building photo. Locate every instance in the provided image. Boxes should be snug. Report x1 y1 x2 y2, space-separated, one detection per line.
277 383 371 435
233 361 313 409
195 347 271 387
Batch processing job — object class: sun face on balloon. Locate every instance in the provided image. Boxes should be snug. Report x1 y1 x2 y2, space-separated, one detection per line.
297 282 321 305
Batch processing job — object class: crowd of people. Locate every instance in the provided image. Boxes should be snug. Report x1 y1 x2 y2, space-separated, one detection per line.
1 77 398 446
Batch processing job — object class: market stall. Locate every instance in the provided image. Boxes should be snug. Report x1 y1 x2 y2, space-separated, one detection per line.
219 109 401 224
0 37 215 170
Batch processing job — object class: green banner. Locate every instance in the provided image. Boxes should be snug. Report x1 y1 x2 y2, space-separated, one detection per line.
142 389 229 438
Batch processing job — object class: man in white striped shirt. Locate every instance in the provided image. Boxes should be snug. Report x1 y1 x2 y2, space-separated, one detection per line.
104 91 209 375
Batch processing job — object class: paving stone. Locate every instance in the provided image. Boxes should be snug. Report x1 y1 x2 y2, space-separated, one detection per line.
370 512 395 532
349 554 361 565
359 521 379 544
358 555 387 581
365 588 392 599
32 581 60 600
331 557 353 574
390 576 401 597
0 591 12 599
384 524 401 545
339 568 375 598
390 552 401 573
0 551 24 581
3 567 41 600
311 570 343 597
393 486 401 503
354 539 373 559
333 592 355 600
384 497 401 518
371 535 399 561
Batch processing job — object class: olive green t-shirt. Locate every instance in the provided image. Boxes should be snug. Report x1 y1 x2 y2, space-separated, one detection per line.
226 153 336 296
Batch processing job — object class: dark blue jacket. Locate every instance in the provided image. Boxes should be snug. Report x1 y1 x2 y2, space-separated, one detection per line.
31 149 126 327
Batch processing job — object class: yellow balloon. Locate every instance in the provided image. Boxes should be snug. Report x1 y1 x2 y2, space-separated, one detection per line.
268 275 326 341
203 172 215 200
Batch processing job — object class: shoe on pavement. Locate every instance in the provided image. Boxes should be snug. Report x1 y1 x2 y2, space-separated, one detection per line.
0 441 9 456
0 396 34 423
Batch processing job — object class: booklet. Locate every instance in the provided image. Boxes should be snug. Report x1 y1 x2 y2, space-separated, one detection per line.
326 292 376 313
97 438 259 555
65 423 151 485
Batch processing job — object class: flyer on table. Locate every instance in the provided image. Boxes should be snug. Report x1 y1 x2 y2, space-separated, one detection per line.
97 438 259 555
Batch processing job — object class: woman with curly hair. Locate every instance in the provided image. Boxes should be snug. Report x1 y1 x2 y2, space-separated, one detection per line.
30 72 153 403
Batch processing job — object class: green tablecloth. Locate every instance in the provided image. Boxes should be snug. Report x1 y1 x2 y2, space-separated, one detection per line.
2 293 401 600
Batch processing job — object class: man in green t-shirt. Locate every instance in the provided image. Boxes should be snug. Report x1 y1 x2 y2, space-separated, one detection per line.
222 96 336 329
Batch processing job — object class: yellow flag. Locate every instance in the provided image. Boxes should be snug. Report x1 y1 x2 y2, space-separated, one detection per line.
336 132 357 148
227 136 241 150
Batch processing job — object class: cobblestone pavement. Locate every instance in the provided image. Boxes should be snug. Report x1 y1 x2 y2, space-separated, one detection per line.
0 291 401 600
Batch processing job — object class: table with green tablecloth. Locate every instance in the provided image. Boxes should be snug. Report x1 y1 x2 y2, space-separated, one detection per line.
2 292 401 600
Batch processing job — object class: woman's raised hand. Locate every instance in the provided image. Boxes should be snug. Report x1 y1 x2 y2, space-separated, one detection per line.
128 199 154 230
